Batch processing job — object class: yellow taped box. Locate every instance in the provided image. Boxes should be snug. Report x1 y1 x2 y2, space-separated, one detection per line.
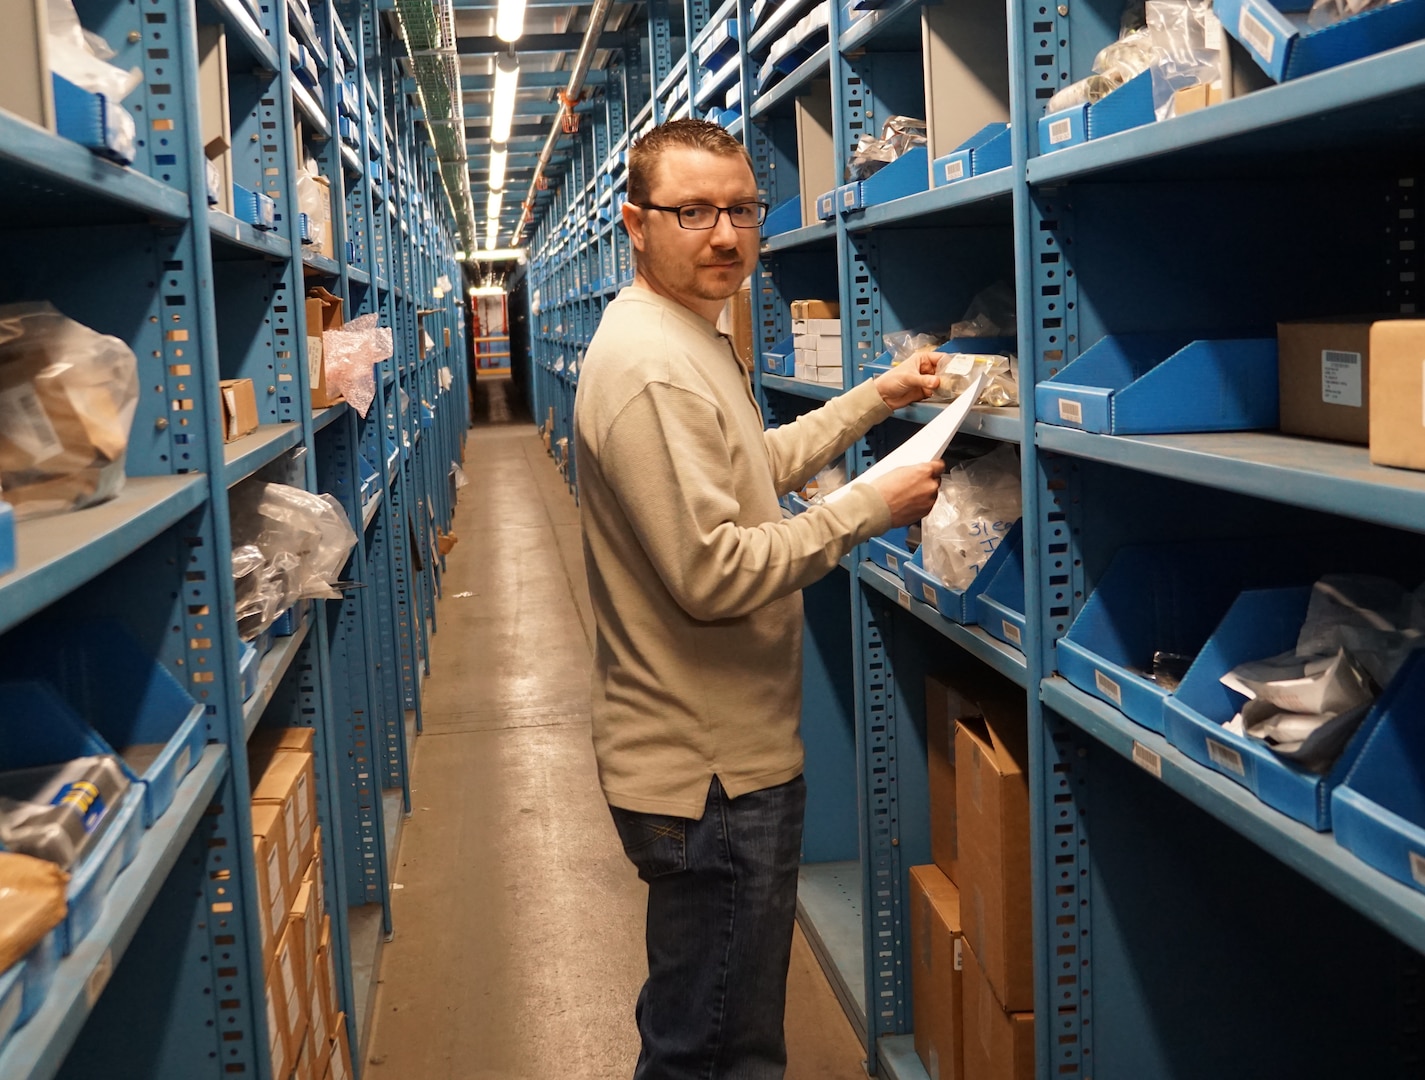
250 802 292 971
251 749 317 891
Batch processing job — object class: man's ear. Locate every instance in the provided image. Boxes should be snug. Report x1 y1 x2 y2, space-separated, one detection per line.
622 201 646 252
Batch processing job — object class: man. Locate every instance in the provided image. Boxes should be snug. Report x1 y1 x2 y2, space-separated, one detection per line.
574 118 943 1079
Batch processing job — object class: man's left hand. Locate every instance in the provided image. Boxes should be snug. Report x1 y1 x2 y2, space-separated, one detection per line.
874 350 941 410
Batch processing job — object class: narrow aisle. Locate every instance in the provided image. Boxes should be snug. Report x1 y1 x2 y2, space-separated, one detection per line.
367 375 869 1080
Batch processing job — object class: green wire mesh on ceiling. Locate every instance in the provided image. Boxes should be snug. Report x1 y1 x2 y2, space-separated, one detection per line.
396 0 476 252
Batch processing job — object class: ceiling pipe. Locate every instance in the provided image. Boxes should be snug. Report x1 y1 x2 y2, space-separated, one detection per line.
512 0 613 244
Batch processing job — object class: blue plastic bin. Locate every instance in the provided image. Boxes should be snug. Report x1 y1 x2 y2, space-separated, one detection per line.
0 622 206 829
0 682 144 955
1038 69 1154 154
932 123 1011 186
1163 586 1375 830
902 519 1022 625
859 147 929 207
976 526 1028 652
51 74 134 165
239 640 259 702
19 930 58 1024
762 336 795 376
233 184 277 230
1331 653 1425 892
272 601 306 637
1035 334 1278 434
0 501 13 576
868 527 912 576
0 962 23 1055
1216 0 1425 82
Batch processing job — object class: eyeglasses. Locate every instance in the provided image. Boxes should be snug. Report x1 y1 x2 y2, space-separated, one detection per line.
634 201 769 230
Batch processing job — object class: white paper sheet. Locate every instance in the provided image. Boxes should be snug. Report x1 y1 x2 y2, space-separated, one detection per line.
823 372 986 505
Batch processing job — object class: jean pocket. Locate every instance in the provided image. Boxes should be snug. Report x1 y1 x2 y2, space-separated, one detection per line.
609 806 687 880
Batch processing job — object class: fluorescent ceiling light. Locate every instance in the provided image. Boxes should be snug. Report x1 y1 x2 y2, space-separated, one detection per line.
485 228 499 250
491 54 519 144
496 0 527 43
488 145 508 191
454 250 467 261
471 285 506 297
488 190 504 221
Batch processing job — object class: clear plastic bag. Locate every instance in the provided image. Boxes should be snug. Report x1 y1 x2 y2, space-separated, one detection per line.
46 0 142 100
928 352 1018 407
849 116 927 180
0 302 139 520
1294 575 1425 688
296 170 330 248
950 281 1017 339
1046 28 1155 113
921 445 1022 590
1145 0 1223 119
883 330 944 364
1308 0 1393 28
321 314 392 418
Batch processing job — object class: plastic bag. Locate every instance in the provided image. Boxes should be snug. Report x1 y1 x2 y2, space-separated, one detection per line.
0 755 129 871
46 0 142 100
0 302 139 520
1308 0 1394 28
321 314 392 418
296 170 330 248
883 331 944 364
850 116 927 180
950 281 1017 339
1046 28 1155 113
929 352 1018 407
0 852 69 973
921 445 1022 590
1294 575 1425 688
1145 0 1223 119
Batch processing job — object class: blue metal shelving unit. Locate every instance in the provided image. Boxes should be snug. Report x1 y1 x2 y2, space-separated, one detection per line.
0 0 468 1075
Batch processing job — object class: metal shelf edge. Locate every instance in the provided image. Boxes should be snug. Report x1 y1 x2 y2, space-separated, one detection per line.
749 44 832 118
223 423 304 487
760 374 842 400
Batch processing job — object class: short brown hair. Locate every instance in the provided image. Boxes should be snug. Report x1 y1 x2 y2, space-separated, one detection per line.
627 119 755 207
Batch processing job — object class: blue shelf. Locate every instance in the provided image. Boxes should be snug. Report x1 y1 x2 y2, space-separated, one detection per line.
797 860 866 1046
348 266 371 286
203 0 280 70
1042 676 1425 956
749 0 817 55
750 44 832 118
209 210 293 259
0 112 189 226
242 609 315 740
1035 425 1425 534
303 250 342 276
0 745 227 1080
760 374 843 400
847 169 1015 233
341 143 364 177
899 403 1021 443
293 83 330 138
0 475 208 637
840 0 923 52
877 1035 930 1080
362 489 384 531
858 562 1029 687
313 401 349 431
761 220 837 253
288 4 327 70
223 423 304 487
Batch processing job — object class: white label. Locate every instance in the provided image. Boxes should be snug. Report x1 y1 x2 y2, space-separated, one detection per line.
283 802 299 877
1132 742 1163 778
1058 397 1083 424
308 337 323 386
84 949 113 1008
1411 851 1425 888
1002 620 1022 647
266 847 285 933
1207 739 1246 776
1095 668 1123 705
0 383 64 463
297 772 312 829
0 980 20 1038
1238 6 1275 63
842 187 856 208
1203 11 1224 50
943 160 965 182
897 589 912 610
1048 117 1073 145
886 553 899 573
922 583 938 605
1322 350 1362 407
953 937 963 971
945 354 976 376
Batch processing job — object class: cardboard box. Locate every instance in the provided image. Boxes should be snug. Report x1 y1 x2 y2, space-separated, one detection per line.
292 879 319 979
295 1039 316 1080
316 914 338 1030
962 940 1034 1080
218 378 258 443
956 699 1033 1013
265 976 291 1080
926 674 968 884
1278 318 1385 445
250 726 316 757
1368 318 1425 471
793 317 842 337
327 1013 354 1080
791 299 840 320
305 826 326 926
306 948 332 1071
1172 81 1224 115
252 749 318 886
730 285 754 367
910 864 964 1080
306 289 344 408
251 802 291 968
273 920 310 1068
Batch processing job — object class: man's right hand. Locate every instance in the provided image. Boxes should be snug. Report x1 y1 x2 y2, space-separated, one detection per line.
871 461 945 527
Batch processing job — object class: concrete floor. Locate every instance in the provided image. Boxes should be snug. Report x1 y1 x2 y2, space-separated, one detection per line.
365 371 870 1080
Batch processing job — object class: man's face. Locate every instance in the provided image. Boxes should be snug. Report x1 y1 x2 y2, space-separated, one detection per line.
625 146 761 316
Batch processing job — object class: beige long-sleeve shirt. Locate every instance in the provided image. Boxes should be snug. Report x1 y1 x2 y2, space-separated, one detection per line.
575 286 894 818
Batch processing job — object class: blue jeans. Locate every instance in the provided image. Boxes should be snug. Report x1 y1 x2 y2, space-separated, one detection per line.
609 775 807 1080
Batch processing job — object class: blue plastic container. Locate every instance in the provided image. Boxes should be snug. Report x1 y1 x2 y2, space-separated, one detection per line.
1163 586 1374 830
868 527 912 576
0 962 24 1055
0 500 13 576
272 601 306 637
762 335 795 376
933 123 1010 186
859 147 929 207
976 527 1028 652
1037 69 1155 154
763 196 802 237
1036 334 1279 434
19 930 58 1024
1331 653 1425 891
51 74 134 165
698 17 740 69
0 622 206 829
239 640 259 702
902 519 1022 625
233 184 277 230
0 682 144 955
815 189 840 221
299 213 314 246
1216 0 1425 82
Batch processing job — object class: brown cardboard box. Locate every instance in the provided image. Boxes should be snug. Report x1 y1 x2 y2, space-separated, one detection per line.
910 864 964 1080
306 950 331 1071
251 802 291 968
265 974 292 1080
305 289 344 408
961 940 1034 1080
327 1014 354 1080
252 749 318 887
219 378 259 443
1172 81 1223 115
250 726 316 757
273 920 310 1069
294 1040 316 1080
305 827 326 925
316 915 339 1032
1278 319 1386 445
790 299 840 320
1368 319 1425 471
956 700 1033 1013
730 286 754 367
926 674 973 885
292 879 318 980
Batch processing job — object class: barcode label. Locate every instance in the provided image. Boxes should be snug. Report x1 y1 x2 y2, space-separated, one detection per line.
886 553 899 573
1411 851 1425 888
1095 668 1123 705
1058 397 1083 424
897 589 912 610
1203 11 1224 50
946 354 976 376
1048 117 1073 145
1238 6 1275 63
1207 739 1246 776
1002 620 1022 646
842 187 856 208
922 583 938 604
1322 350 1363 407
943 160 965 182
1133 742 1163 778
